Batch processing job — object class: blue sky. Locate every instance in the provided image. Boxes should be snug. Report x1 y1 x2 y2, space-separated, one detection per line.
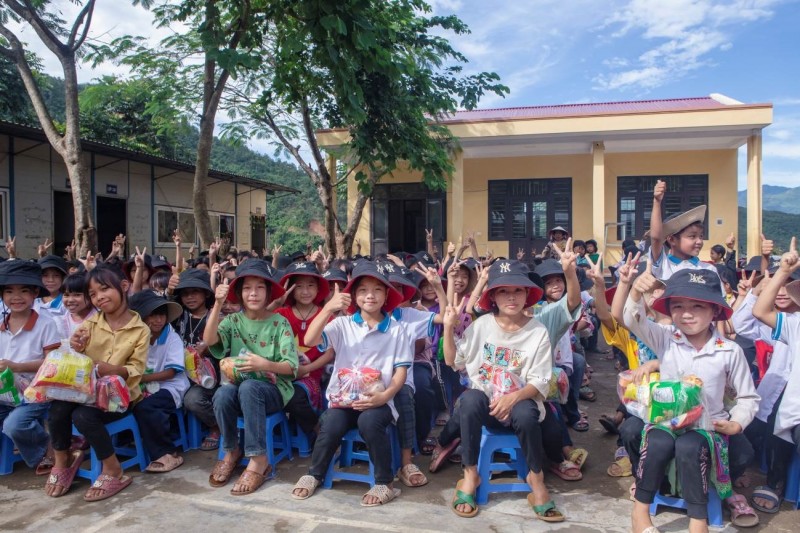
13 0 800 189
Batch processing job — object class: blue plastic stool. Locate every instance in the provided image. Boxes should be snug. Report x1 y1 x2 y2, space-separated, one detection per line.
142 409 189 462
323 425 402 489
217 411 292 468
649 489 724 527
0 432 23 475
475 426 530 505
784 451 800 509
73 414 149 484
290 421 314 458
185 409 209 451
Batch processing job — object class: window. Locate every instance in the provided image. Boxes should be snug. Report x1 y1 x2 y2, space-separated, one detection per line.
157 207 235 245
0 189 8 241
488 178 572 241
617 175 708 240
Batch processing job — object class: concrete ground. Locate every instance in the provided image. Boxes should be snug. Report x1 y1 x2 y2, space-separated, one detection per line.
2 346 798 533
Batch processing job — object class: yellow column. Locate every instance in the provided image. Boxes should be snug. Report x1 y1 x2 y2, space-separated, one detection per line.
746 132 762 259
591 142 606 262
448 149 464 244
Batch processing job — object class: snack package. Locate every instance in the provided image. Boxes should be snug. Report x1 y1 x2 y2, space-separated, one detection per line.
219 348 276 385
24 343 96 404
94 375 130 413
0 367 21 406
547 367 570 404
328 367 385 408
491 369 524 401
617 370 661 420
647 376 706 431
185 346 218 389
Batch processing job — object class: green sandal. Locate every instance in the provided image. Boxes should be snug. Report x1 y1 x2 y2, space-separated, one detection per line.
527 494 565 522
451 479 479 518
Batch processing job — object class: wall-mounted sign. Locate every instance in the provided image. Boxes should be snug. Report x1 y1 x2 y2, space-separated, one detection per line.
106 184 117 195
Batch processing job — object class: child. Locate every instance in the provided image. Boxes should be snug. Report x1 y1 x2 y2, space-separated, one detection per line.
129 290 190 473
0 261 61 474
35 254 69 319
291 261 410 506
45 265 149 500
624 263 759 533
540 226 570 260
437 259 564 521
205 260 298 495
57 273 97 340
585 239 602 271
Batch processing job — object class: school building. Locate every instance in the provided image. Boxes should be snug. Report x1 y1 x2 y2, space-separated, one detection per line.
318 94 772 264
0 120 298 259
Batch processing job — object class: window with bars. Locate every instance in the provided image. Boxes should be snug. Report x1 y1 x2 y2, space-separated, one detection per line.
487 178 572 240
617 175 708 240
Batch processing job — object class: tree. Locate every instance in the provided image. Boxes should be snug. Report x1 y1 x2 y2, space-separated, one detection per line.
89 0 270 248
224 0 508 256
0 0 145 253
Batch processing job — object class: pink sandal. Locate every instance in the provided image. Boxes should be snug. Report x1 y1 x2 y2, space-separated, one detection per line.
83 473 132 502
549 460 582 481
727 494 759 528
429 438 460 473
43 450 83 497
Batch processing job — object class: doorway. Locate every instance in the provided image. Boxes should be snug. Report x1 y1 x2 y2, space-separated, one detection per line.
96 196 127 257
371 184 446 256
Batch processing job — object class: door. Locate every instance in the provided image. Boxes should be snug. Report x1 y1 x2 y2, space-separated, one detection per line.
371 183 446 255
53 191 75 255
96 196 127 257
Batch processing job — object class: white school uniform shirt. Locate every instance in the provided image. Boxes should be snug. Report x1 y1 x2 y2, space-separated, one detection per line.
649 248 721 290
55 308 98 342
731 291 791 422
624 297 760 429
34 294 67 322
144 326 190 408
770 312 800 443
319 311 413 420
454 313 552 422
0 310 61 382
391 307 435 392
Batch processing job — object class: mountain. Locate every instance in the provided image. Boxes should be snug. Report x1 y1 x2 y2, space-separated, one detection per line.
738 206 800 255
738 185 800 214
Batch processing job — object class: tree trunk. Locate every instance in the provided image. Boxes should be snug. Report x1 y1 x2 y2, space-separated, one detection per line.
193 113 215 249
65 156 97 254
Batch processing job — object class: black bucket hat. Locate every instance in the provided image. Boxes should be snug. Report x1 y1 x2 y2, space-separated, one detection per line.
742 256 764 273
174 268 213 294
411 251 435 269
652 269 732 320
343 261 403 314
279 261 330 305
477 259 543 311
129 290 183 323
322 267 349 284
228 259 285 303
534 259 564 280
0 260 45 290
290 251 307 262
38 254 68 276
151 254 172 270
380 262 418 302
123 253 154 281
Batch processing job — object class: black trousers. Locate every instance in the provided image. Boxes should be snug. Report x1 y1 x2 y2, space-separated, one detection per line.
308 405 394 485
49 400 127 461
437 389 558 473
284 384 320 435
133 389 178 460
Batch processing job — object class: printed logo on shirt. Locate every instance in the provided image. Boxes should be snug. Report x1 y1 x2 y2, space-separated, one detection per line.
479 342 523 383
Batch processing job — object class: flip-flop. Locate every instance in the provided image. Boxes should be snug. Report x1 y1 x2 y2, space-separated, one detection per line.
44 449 83 497
751 485 782 514
599 415 619 435
230 465 272 496
35 455 55 476
398 464 428 487
549 460 582 481
420 436 437 455
451 479 479 518
527 494 565 522
200 435 220 451
83 473 132 502
726 493 760 528
429 438 460 473
146 454 184 473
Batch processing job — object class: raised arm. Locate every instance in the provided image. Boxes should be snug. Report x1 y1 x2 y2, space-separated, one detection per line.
552 237 581 312
649 180 666 261
304 284 350 347
753 237 799 330
585 252 614 330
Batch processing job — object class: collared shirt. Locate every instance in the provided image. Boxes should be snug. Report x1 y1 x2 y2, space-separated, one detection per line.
624 297 759 429
81 311 150 403
34 294 67 321
0 310 61 381
144 326 190 408
771 312 800 443
320 311 413 420
649 247 720 286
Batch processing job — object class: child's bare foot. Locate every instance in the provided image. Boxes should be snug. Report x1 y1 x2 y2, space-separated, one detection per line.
291 475 320 499
631 501 656 533
361 483 400 506
230 456 271 496
83 467 124 500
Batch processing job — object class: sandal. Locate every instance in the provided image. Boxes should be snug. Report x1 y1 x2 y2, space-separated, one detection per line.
549 460 582 481
420 436 437 455
36 454 55 476
566 448 589 470
398 463 428 487
571 416 590 432
209 458 239 487
726 493 759 528
361 484 401 507
83 473 132 502
449 444 463 464
599 414 620 435
607 455 632 477
435 410 450 426
146 453 184 473
44 450 82 498
230 465 272 496
751 485 782 514
291 475 320 500
451 479 478 518
527 494 565 522
579 385 596 402
429 438 460 473
200 434 220 451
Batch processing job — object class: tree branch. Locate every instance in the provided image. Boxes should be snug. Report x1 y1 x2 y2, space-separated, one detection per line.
300 97 330 181
259 109 320 187
68 0 96 52
7 0 67 56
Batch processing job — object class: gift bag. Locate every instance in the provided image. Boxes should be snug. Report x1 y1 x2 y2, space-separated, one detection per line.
547 367 570 404
24 343 96 404
491 369 524 401
219 348 276 385
94 375 131 413
184 346 218 389
648 376 706 431
0 367 22 406
617 370 660 419
328 367 385 408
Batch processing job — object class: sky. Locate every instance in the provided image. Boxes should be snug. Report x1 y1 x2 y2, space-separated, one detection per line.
8 0 800 189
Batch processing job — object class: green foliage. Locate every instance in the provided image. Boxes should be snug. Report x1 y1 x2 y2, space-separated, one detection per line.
738 206 800 256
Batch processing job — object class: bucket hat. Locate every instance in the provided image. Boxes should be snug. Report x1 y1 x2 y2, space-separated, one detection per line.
228 259 285 303
174 268 212 294
651 269 732 320
279 261 330 305
38 254 68 276
0 260 45 290
343 261 403 314
662 205 706 238
477 260 543 311
129 290 183 322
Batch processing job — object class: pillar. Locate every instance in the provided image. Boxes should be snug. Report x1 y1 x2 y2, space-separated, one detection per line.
746 132 762 259
447 149 464 244
591 141 606 262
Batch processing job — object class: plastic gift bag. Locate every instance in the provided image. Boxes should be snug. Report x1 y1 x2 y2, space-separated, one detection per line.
94 375 131 413
219 348 276 385
0 367 22 406
546 367 570 404
328 367 385 408
617 370 660 419
648 375 707 431
24 343 96 404
491 369 524 401
184 346 218 389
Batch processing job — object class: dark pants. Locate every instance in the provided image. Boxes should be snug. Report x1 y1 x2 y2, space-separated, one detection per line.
561 351 586 427
620 415 646 477
439 363 465 412
133 389 178 460
394 384 416 450
766 426 800 490
308 405 394 485
183 384 218 428
413 364 436 447
49 400 127 461
284 384 319 435
437 389 552 473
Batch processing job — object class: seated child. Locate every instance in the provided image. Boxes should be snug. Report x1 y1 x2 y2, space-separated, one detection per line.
205 260 298 495
0 261 61 474
625 263 759 533
35 254 69 319
57 273 96 340
291 261 411 507
129 291 190 473
45 265 149 501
